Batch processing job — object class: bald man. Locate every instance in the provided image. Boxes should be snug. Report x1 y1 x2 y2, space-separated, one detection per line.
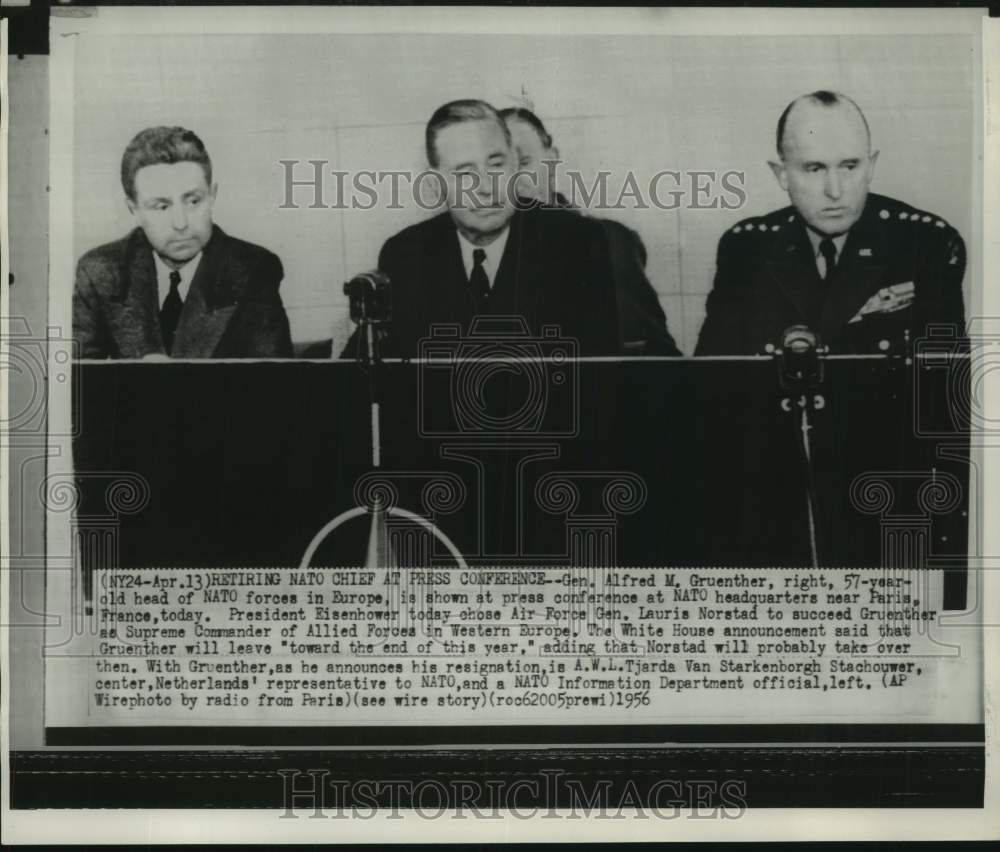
695 91 966 356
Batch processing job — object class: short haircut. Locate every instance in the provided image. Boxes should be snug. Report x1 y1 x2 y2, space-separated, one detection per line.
121 126 212 201
498 106 553 150
775 90 871 158
425 99 512 167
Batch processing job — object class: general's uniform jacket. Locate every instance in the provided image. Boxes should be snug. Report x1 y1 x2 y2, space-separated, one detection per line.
695 193 966 356
73 225 294 359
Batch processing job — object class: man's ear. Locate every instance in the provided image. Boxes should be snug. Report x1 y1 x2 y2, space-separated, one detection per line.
867 149 880 182
125 196 137 216
210 182 219 202
768 159 788 191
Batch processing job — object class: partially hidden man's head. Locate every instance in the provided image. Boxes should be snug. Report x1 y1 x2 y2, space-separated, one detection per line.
425 100 516 245
121 126 218 267
498 107 561 206
769 91 879 237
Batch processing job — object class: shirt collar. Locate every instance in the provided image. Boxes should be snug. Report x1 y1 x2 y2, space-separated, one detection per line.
805 227 849 260
153 250 202 306
456 226 510 288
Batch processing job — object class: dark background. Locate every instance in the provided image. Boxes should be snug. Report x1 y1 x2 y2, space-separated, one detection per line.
70 358 969 581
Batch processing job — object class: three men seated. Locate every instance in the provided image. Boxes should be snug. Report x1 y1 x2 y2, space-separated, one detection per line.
73 93 965 360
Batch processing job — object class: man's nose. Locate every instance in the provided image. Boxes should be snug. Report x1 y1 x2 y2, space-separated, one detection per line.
824 170 843 200
475 169 497 197
170 205 189 230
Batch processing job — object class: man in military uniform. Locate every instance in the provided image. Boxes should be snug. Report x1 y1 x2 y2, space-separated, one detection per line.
695 90 966 356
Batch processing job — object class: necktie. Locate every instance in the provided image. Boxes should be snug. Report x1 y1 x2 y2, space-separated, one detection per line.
469 248 490 309
819 238 837 285
160 270 183 355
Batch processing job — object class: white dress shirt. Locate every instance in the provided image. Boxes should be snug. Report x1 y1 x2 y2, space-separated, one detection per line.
456 226 510 290
805 229 848 279
153 251 203 308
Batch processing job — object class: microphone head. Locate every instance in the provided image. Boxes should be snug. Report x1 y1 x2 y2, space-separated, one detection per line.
344 270 392 324
782 324 818 355
344 270 390 292
778 325 823 391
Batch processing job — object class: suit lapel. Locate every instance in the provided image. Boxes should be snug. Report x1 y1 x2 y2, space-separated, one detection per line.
766 220 822 325
432 214 477 320
171 226 239 358
492 211 531 315
492 214 517 294
818 204 887 343
113 230 164 358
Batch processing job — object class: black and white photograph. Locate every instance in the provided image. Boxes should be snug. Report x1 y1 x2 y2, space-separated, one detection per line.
2 2 998 844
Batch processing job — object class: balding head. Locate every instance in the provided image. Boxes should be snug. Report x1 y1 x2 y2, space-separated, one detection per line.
769 91 878 237
776 91 871 159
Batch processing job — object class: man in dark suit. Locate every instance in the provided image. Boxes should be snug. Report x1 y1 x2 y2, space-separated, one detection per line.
499 106 680 356
73 126 293 359
342 100 618 359
696 91 966 356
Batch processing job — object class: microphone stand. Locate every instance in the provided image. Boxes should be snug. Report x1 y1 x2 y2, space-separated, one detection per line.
777 327 826 569
298 273 471 590
794 393 822 569
344 272 391 469
363 318 382 469
345 274 394 570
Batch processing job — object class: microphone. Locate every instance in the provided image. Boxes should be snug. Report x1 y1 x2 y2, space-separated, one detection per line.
775 325 826 569
343 271 393 468
778 324 824 393
344 271 392 326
